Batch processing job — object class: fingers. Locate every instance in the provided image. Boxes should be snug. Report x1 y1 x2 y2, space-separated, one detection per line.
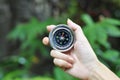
43 19 80 46
54 58 73 68
67 19 87 42
47 19 78 33
47 25 56 32
67 19 80 30
42 25 56 45
47 19 78 32
42 37 49 45
51 50 74 68
51 50 74 64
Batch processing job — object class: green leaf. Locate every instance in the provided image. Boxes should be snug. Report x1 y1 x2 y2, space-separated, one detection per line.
15 77 53 80
99 18 120 37
83 26 97 48
103 18 120 26
81 14 94 26
104 25 120 37
103 50 120 62
7 25 27 41
30 77 54 80
3 70 28 80
83 24 110 49
116 71 120 77
95 25 110 49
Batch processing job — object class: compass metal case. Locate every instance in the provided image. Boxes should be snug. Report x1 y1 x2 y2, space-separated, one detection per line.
49 24 75 52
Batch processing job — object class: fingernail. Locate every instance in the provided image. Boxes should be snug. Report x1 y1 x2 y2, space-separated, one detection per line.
67 18 73 23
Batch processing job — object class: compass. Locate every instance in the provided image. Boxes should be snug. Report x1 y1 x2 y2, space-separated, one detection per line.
49 24 75 52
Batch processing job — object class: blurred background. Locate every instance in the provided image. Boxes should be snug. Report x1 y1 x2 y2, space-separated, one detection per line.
0 0 120 80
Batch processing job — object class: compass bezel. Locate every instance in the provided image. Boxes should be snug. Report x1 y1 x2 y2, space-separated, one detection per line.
49 24 75 52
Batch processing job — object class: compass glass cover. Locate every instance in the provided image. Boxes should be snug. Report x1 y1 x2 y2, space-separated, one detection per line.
49 25 74 52
53 29 71 47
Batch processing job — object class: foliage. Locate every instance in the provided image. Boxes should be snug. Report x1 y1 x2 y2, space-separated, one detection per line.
1 18 57 80
0 0 120 80
5 16 80 80
0 11 119 80
54 67 79 80
3 14 120 80
82 14 120 76
8 18 57 57
105 0 120 7
3 70 53 80
1 0 120 79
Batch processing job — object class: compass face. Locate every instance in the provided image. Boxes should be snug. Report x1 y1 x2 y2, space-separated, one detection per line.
49 24 75 52
53 29 71 47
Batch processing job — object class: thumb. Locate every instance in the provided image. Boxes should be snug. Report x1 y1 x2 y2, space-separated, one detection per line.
67 19 97 63
67 19 86 42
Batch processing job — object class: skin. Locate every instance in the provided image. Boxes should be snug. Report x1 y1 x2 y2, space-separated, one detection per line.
42 19 120 80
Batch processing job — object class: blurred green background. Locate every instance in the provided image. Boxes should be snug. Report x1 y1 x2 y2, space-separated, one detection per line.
0 0 120 80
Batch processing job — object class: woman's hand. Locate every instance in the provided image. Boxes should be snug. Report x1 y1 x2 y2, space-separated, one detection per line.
42 19 99 79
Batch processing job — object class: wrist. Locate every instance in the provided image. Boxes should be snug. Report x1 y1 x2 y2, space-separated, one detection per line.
86 60 120 80
85 60 101 80
85 59 100 71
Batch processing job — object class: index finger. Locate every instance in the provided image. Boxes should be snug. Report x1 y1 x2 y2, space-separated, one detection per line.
47 25 56 32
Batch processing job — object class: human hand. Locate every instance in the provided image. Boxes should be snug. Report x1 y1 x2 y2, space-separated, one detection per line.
42 19 99 80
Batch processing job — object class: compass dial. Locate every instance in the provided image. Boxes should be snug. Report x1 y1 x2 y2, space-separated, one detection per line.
49 24 75 52
54 29 71 47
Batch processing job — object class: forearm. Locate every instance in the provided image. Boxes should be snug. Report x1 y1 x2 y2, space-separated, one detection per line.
88 61 120 80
